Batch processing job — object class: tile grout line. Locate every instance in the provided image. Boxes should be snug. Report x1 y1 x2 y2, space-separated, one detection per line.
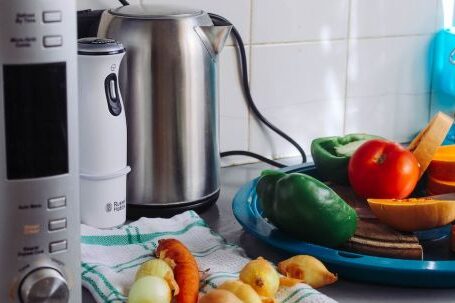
248 32 434 48
342 0 353 135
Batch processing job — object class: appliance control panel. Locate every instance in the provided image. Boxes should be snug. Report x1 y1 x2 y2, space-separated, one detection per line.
1 6 67 57
0 0 80 302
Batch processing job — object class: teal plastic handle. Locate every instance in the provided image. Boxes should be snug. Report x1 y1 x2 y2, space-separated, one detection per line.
443 124 455 145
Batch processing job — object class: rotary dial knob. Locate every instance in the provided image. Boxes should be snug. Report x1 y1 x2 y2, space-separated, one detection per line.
20 268 69 303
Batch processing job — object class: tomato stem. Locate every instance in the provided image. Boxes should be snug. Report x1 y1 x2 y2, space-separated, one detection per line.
376 153 386 164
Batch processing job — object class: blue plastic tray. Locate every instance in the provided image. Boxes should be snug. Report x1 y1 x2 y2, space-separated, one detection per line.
232 164 455 288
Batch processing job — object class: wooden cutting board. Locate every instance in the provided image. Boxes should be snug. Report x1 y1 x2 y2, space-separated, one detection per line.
329 184 423 260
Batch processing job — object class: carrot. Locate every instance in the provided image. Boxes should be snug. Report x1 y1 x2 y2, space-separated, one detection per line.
156 239 200 303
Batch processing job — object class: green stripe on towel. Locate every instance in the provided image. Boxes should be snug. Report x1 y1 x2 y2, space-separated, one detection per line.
81 220 207 246
82 263 124 301
292 293 318 303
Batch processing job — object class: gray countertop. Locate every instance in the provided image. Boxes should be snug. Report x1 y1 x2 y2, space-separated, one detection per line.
83 160 455 303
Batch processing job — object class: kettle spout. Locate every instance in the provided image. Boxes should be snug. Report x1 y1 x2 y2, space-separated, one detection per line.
195 25 232 58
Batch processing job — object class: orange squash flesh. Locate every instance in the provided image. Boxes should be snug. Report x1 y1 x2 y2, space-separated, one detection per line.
367 198 455 232
427 176 455 195
428 145 455 182
432 145 455 160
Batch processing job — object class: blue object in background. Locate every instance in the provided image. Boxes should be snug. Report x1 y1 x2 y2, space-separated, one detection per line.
444 124 455 145
433 28 455 97
432 28 455 144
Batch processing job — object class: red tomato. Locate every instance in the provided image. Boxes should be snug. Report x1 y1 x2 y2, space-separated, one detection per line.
348 139 420 199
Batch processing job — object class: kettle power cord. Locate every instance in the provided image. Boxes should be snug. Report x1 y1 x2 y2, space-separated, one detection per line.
117 0 307 168
209 13 307 167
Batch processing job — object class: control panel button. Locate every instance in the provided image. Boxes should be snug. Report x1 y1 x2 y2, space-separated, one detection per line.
49 240 67 253
43 35 62 48
20 268 69 303
43 11 62 23
48 197 66 209
49 218 67 231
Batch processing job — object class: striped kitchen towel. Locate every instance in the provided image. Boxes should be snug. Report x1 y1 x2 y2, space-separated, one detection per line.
81 210 337 303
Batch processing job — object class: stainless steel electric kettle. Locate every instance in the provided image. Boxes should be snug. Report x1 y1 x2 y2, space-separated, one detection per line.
98 5 231 216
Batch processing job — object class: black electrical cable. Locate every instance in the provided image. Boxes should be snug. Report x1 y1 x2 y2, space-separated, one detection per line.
116 0 307 167
220 151 287 168
209 13 307 167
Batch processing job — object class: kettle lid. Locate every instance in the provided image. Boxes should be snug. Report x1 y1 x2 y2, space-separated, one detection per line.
109 4 203 19
78 38 126 55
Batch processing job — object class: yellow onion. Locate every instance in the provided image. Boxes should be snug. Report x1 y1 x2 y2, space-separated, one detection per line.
239 257 280 298
135 259 179 294
218 280 262 303
128 276 171 303
277 255 337 288
199 289 243 303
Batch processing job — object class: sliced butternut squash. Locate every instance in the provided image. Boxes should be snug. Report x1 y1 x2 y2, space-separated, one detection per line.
367 198 455 232
427 176 455 195
407 112 453 178
432 145 455 160
428 145 455 182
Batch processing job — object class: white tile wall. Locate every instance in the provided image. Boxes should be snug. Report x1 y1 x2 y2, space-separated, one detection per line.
347 35 433 97
250 42 347 108
248 41 347 159
250 99 345 160
345 94 430 143
251 0 349 43
219 46 250 166
350 0 439 38
78 0 444 166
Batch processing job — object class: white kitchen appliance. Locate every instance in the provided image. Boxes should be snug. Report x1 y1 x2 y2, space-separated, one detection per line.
78 37 130 228
0 0 81 302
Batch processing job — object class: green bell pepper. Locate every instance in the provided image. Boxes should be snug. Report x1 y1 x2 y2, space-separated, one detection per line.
311 134 381 185
256 170 357 247
255 170 286 223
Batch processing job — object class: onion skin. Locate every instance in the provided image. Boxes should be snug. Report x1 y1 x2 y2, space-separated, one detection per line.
135 259 180 294
135 259 173 281
218 280 262 303
277 255 337 288
199 289 243 303
239 257 280 298
128 276 172 303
